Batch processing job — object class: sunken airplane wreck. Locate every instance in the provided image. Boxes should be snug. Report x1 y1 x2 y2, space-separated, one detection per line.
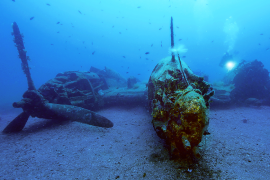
4 19 215 163
4 22 147 133
3 22 115 133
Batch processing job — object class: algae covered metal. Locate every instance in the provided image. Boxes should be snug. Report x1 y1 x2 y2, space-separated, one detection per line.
3 22 114 133
148 17 215 160
148 56 214 159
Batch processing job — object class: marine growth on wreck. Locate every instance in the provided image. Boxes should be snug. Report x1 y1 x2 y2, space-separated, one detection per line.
148 56 214 160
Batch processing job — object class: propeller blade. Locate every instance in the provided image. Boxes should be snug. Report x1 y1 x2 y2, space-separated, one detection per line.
3 111 30 133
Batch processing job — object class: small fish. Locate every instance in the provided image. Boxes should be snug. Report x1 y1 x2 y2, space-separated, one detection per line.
50 44 54 45
126 72 129 74
112 25 114 28
57 31 60 33
119 32 122 34
178 39 182 41
211 40 214 43
151 44 153 47
266 48 269 51
128 67 129 69
260 33 263 35
78 10 82 14
92 51 95 55
146 58 149 60
137 6 141 8
12 0 15 2
138 74 141 75
176 26 179 28
159 28 162 30
30 17 34 20
161 41 162 47
140 56 141 59
122 56 126 58
83 41 85 44
56 22 60 24
46 3 50 6
182 56 186 58
92 42 93 45
145 52 149 54
258 43 261 46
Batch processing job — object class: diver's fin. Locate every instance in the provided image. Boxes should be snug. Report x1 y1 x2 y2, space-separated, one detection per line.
2 111 30 133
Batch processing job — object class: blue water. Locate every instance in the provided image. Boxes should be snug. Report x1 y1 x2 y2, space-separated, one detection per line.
0 0 270 106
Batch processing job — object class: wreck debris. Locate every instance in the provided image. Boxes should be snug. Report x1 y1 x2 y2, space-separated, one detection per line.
148 17 214 161
148 56 214 160
3 22 113 133
12 22 35 90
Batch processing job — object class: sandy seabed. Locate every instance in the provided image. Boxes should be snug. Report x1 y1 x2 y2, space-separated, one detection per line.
0 105 270 180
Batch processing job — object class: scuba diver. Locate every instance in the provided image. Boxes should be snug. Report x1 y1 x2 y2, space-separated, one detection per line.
219 52 233 67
